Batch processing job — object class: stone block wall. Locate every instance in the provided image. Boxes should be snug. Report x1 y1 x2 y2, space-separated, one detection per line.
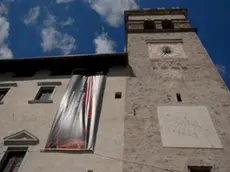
124 31 230 172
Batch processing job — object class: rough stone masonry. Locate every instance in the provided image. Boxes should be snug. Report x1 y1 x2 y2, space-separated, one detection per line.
124 9 230 172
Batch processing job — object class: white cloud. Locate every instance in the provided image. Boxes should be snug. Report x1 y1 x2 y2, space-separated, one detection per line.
0 16 13 58
56 0 73 4
216 64 226 77
94 32 115 54
0 17 9 44
41 27 76 55
43 14 57 27
0 3 8 15
87 0 139 27
61 17 75 27
0 45 13 58
41 14 76 55
23 6 40 25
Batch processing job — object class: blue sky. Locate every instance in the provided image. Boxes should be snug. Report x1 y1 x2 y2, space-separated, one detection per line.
0 0 230 88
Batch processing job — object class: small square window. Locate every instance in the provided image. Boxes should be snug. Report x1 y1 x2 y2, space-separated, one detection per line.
0 88 10 102
115 92 122 99
35 86 54 101
0 147 27 172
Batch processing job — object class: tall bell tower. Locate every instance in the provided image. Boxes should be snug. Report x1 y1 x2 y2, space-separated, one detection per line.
124 8 230 172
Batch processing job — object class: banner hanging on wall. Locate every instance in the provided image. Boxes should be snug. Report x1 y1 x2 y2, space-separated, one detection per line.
45 74 105 151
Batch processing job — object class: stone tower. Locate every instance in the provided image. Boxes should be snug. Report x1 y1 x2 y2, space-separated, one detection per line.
124 8 230 172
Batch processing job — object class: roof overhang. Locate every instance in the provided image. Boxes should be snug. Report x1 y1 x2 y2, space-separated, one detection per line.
0 53 128 74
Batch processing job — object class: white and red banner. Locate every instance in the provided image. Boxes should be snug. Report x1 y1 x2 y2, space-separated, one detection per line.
45 74 105 151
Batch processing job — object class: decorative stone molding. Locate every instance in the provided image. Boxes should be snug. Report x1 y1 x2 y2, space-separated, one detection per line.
3 130 39 146
146 39 183 44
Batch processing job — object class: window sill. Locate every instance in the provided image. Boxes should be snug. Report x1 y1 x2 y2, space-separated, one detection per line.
40 148 93 154
28 100 53 104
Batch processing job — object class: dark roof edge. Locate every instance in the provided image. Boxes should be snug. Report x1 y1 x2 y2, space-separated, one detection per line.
1 52 127 62
124 8 187 19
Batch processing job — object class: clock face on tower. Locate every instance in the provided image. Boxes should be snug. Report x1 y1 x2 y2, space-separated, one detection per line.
148 42 187 60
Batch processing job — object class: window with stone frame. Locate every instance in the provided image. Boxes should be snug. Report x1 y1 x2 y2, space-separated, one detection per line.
1 130 39 172
28 82 61 104
0 147 27 172
34 86 55 101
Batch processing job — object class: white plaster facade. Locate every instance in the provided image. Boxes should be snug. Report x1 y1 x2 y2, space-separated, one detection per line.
0 68 127 172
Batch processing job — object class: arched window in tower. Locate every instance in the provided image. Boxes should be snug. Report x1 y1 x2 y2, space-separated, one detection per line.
144 20 155 30
162 19 174 29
